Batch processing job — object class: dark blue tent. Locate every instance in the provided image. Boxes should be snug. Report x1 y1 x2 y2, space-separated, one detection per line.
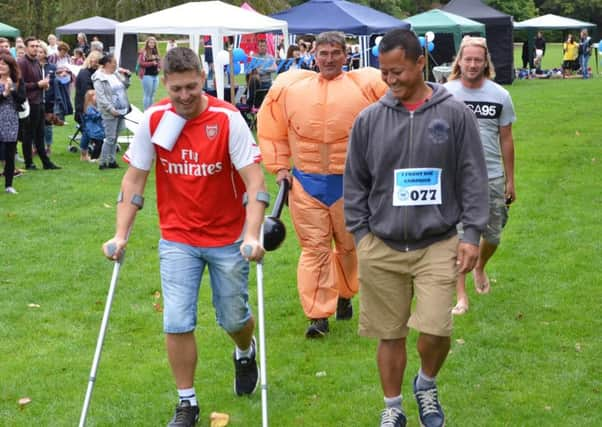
271 0 409 35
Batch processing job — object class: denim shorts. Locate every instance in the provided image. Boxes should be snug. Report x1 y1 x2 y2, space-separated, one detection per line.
158 239 251 334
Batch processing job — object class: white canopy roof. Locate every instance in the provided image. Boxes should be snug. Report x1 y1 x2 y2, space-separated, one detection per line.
514 14 596 30
115 1 288 99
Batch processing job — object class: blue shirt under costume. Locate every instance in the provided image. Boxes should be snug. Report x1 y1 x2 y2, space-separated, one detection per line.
292 168 343 207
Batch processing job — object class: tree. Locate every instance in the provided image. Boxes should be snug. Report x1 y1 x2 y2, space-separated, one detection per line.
485 0 537 22
537 0 602 29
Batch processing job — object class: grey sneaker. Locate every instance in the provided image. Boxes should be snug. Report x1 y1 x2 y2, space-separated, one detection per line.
380 407 407 427
167 400 199 427
413 375 445 427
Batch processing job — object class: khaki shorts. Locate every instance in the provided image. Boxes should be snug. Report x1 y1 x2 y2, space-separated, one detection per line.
457 177 508 245
357 233 458 339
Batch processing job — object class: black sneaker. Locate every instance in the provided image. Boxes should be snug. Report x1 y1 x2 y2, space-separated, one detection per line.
167 400 199 427
305 318 329 338
25 164 37 170
99 163 109 170
43 162 61 170
380 407 407 427
233 337 259 396
336 297 353 320
413 376 445 427
108 161 120 169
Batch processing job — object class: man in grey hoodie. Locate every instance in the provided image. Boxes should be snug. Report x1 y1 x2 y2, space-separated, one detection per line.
344 29 488 427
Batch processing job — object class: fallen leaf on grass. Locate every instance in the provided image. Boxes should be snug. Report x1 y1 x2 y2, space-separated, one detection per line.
455 338 465 345
153 302 163 313
210 412 230 427
103 203 112 208
575 130 580 136
544 405 552 411
515 312 524 320
153 291 161 299
18 397 32 408
27 303 41 308
315 371 327 377
575 343 582 353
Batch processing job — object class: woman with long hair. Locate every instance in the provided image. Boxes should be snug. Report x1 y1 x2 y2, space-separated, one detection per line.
283 44 301 72
138 36 161 110
92 53 131 169
0 53 26 194
562 34 579 76
76 32 90 57
74 50 102 161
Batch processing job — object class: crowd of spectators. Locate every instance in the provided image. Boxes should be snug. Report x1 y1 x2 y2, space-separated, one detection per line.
519 29 595 79
0 31 136 194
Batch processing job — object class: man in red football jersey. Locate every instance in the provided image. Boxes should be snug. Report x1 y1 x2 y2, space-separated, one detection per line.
103 47 267 427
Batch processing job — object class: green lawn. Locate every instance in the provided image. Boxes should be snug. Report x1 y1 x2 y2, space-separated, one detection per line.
1 55 601 426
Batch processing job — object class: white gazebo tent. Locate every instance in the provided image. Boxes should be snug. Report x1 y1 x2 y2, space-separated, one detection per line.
115 1 288 100
513 13 596 31
514 14 597 73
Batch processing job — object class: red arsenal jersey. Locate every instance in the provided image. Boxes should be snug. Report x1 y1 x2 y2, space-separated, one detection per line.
124 95 262 246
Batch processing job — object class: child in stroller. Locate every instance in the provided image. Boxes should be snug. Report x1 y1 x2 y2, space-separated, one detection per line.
81 89 104 161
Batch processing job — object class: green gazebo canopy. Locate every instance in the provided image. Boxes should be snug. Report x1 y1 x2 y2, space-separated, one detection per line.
405 9 485 50
0 22 20 38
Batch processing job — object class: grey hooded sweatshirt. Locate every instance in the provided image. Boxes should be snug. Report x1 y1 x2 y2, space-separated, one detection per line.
344 83 488 252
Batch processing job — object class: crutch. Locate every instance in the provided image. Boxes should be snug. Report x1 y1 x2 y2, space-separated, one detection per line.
243 180 290 427
243 235 268 427
78 242 125 427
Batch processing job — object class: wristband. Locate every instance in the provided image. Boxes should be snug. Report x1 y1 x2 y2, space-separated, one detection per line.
117 191 144 210
242 191 270 207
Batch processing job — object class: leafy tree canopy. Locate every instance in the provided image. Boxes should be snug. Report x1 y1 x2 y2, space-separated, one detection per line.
0 0 598 43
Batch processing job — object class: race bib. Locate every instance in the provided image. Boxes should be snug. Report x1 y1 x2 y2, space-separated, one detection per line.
393 168 442 206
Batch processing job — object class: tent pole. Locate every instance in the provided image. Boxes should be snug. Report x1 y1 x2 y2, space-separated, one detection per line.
229 44 236 105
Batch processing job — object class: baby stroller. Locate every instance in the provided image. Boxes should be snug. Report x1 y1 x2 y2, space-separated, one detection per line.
237 85 268 131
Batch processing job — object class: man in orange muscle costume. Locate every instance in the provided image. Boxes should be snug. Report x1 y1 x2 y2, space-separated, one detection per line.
258 31 387 338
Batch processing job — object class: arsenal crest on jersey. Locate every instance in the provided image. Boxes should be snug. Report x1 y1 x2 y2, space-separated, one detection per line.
206 124 219 140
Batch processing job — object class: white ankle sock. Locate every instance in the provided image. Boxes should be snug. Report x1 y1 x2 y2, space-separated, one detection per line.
178 387 197 407
235 338 255 360
384 395 402 410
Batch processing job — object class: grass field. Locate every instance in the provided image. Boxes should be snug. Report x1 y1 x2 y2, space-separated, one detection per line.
1 48 601 426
